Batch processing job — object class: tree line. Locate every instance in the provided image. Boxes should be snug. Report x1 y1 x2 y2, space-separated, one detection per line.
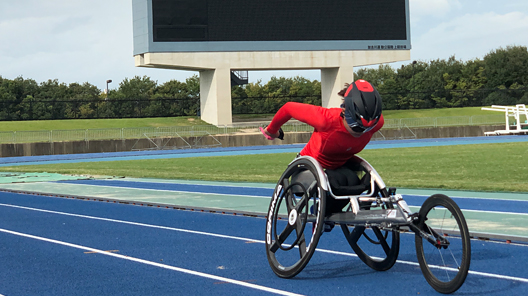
354 45 528 109
0 45 527 120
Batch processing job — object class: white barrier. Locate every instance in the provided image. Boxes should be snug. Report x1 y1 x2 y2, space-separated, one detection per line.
481 104 528 136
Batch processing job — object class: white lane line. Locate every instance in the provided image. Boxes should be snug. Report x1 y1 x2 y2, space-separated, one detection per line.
313 248 528 283
40 182 271 199
1 203 528 283
16 183 528 216
55 181 528 203
457 208 528 216
407 205 528 217
0 203 260 242
0 227 304 296
104 178 276 190
402 193 528 203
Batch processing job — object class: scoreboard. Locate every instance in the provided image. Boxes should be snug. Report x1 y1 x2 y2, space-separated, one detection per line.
133 0 410 53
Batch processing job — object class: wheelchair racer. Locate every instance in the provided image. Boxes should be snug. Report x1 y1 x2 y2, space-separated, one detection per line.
260 79 384 230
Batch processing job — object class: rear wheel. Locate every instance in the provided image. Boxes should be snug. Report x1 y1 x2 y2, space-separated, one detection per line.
414 194 471 294
265 158 326 278
341 189 400 271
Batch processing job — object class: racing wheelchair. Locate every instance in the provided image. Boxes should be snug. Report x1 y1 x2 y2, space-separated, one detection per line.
265 155 471 294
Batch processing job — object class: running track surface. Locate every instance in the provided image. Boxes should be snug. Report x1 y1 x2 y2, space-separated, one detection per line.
1 192 528 296
0 136 527 295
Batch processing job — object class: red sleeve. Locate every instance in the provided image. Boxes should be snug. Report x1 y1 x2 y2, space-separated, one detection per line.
267 102 332 133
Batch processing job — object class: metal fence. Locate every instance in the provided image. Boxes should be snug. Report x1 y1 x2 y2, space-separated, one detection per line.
383 114 505 129
0 114 507 144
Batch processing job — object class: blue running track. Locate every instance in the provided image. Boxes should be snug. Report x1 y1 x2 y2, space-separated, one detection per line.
0 136 527 295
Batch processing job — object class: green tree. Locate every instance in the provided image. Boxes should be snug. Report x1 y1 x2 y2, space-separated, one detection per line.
0 77 19 120
443 59 487 107
109 76 157 118
185 75 200 98
355 64 400 110
484 45 528 89
244 80 266 97
34 79 71 119
355 64 396 88
289 76 320 96
265 76 294 96
156 80 189 98
62 82 101 118
0 76 41 120
114 75 157 99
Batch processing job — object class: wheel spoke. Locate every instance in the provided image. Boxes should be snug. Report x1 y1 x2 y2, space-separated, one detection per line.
282 179 295 212
293 195 308 213
349 226 365 243
295 219 307 257
437 248 451 281
269 240 280 253
272 224 295 251
307 180 318 196
372 227 391 256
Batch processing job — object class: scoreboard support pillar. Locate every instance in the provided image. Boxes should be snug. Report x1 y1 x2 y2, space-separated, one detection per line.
199 67 233 126
321 66 355 108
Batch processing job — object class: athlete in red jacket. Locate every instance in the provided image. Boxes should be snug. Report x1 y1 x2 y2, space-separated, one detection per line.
261 79 383 169
260 80 384 223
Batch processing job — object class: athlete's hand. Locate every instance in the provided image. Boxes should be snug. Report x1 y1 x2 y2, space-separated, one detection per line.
259 126 284 140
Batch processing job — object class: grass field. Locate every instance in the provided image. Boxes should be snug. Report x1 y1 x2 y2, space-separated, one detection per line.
2 142 527 192
382 106 497 118
235 107 499 120
0 117 208 132
0 107 499 132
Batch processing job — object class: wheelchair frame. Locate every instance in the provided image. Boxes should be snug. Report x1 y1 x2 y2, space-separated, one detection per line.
265 155 471 294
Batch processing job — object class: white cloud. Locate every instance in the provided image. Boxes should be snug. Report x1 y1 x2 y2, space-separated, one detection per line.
412 11 528 62
0 15 93 58
2 0 528 88
410 0 462 20
0 0 141 89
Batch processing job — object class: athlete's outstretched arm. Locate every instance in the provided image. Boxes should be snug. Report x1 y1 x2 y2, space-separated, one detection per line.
264 102 330 138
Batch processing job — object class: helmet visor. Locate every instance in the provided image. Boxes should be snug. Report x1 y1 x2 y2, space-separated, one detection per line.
343 110 377 134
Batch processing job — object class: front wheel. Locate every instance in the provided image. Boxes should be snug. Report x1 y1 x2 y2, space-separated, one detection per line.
265 158 326 278
414 194 471 294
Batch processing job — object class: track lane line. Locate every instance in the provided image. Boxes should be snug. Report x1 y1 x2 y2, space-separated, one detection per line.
0 227 304 296
43 182 271 199
1 202 528 283
9 182 528 216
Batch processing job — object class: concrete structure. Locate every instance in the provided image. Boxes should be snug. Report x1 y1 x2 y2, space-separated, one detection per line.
133 0 411 126
136 51 410 125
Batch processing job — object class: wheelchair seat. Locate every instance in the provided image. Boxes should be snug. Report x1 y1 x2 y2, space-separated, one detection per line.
325 166 370 196
290 156 374 198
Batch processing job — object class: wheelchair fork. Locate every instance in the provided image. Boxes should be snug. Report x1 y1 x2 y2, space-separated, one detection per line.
408 221 450 249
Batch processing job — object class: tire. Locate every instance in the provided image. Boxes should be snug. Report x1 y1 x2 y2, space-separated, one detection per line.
340 189 400 271
415 194 471 294
265 158 327 278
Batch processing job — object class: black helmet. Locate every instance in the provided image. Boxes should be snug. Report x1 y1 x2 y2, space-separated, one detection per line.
342 80 382 133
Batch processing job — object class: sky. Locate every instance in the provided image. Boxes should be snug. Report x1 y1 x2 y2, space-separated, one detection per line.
1 0 527 91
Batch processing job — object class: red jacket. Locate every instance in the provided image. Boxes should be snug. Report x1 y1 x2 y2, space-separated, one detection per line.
267 102 384 169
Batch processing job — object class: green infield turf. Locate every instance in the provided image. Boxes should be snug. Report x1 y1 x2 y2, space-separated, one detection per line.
1 142 526 192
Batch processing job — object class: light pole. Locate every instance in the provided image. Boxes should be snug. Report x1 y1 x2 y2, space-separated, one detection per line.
105 79 112 99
